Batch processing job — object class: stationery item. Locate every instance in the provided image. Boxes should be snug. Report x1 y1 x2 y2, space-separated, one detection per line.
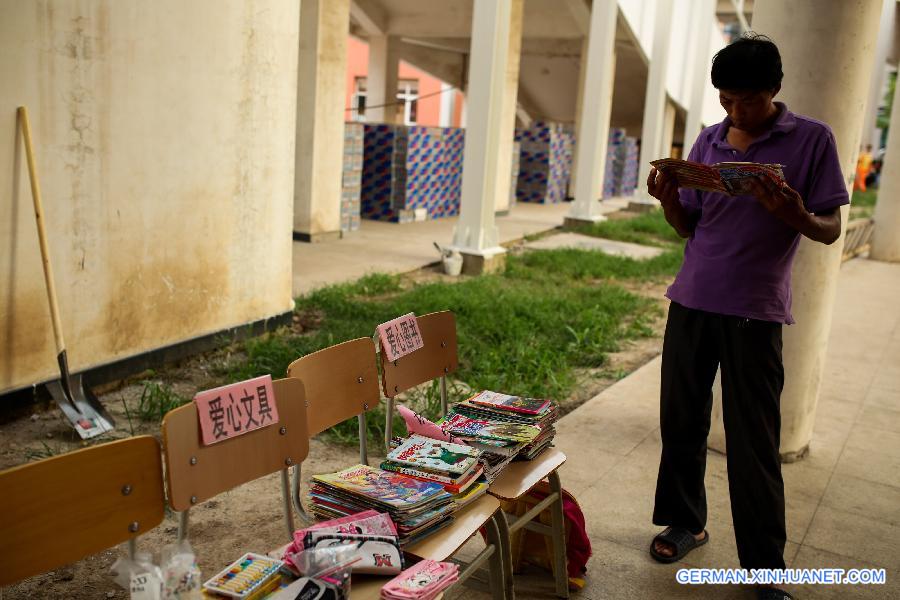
287 543 356 600
202 553 283 599
381 560 459 600
387 435 481 476
467 391 551 416
301 532 403 575
268 576 345 600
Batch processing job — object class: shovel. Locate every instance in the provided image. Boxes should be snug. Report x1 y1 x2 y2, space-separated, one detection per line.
17 106 115 439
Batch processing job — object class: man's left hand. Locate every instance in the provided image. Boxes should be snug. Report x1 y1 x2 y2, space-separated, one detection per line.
747 175 807 223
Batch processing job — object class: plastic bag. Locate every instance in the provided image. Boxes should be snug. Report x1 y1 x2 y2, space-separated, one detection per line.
160 540 202 598
110 552 163 600
288 543 357 600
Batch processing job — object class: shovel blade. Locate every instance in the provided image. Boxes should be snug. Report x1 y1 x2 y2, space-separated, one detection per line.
46 376 115 440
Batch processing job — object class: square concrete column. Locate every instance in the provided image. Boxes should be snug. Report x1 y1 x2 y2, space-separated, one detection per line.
659 101 676 160
367 34 401 124
293 0 350 242
631 0 674 211
566 37 591 201
451 0 514 274
493 0 524 216
871 55 900 262
684 0 715 149
565 0 618 226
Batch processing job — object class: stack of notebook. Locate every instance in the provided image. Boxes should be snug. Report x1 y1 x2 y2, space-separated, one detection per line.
443 391 559 476
310 464 455 546
382 435 485 494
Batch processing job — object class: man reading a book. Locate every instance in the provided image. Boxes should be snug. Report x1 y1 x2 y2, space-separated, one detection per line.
645 34 847 600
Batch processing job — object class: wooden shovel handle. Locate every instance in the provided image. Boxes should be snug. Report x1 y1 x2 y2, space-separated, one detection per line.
18 106 66 355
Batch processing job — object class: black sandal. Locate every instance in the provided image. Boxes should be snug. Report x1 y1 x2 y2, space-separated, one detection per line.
757 587 794 600
649 526 709 563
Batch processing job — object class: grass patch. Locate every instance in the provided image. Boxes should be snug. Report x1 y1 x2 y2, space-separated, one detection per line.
137 381 190 422
851 189 877 220
569 209 684 247
227 246 678 445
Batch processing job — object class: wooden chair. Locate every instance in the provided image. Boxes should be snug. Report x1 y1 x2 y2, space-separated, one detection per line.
0 435 165 586
287 337 506 600
381 310 569 600
161 377 309 542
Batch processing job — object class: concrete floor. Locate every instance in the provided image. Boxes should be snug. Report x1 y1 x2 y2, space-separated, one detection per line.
292 199 629 296
546 257 900 600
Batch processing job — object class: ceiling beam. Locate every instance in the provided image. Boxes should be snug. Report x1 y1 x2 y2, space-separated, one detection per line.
350 0 387 36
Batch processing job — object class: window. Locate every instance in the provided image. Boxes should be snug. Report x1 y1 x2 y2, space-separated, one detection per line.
351 77 419 124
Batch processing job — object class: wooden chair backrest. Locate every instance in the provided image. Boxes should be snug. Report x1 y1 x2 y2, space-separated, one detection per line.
380 311 459 398
0 435 165 586
286 338 380 437
161 377 309 511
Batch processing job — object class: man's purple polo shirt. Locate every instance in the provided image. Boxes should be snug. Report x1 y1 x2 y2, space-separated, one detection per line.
666 102 849 324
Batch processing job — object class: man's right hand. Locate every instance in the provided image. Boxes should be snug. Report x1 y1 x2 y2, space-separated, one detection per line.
647 167 680 207
647 167 696 239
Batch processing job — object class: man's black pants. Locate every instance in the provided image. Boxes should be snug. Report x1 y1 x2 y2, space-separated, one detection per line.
653 301 787 570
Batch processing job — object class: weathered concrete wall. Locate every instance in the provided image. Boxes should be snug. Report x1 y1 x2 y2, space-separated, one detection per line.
0 0 299 394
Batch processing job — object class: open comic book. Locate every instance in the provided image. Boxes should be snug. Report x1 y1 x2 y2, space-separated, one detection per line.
651 158 785 196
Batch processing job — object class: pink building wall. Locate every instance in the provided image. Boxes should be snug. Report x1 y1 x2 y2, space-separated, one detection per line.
344 36 462 127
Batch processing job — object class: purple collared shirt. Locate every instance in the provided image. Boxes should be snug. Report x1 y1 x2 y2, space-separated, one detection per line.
666 102 849 324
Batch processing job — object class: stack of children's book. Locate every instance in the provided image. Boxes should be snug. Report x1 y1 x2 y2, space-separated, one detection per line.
382 434 489 510
439 391 558 481
309 464 455 546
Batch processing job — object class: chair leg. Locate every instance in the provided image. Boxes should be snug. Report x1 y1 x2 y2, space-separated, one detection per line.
483 512 508 600
495 510 515 600
548 471 569 599
280 468 296 539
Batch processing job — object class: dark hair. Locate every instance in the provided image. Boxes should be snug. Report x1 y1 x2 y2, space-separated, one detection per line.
711 33 783 91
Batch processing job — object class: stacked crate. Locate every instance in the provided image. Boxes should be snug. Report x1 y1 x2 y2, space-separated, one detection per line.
341 123 364 231
616 136 640 196
361 124 464 223
601 129 640 198
515 121 575 204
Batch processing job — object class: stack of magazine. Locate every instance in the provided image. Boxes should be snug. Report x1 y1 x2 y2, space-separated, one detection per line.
309 464 455 546
382 434 489 510
438 391 556 481
451 390 558 461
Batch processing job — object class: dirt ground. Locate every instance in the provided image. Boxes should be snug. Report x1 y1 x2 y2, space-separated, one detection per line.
0 266 669 600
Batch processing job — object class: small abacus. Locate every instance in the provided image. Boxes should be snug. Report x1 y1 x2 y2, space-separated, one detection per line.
203 552 284 599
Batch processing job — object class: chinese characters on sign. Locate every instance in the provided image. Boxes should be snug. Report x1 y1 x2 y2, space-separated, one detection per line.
194 374 279 445
376 313 424 362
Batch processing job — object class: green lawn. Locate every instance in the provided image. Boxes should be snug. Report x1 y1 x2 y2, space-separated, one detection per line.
850 189 877 220
217 209 684 444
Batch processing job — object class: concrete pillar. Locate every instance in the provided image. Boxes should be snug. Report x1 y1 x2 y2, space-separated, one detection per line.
294 0 350 241
862 0 896 148
684 0 715 149
438 82 456 127
567 37 591 200
451 0 513 274
564 0 618 226
660 101 676 159
493 0 524 216
367 34 401 123
632 0 675 210
871 65 900 261
709 0 882 460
